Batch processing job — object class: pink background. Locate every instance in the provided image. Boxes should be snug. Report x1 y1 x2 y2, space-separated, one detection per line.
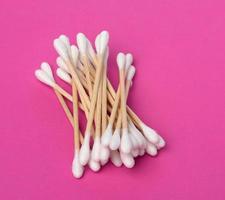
0 0 225 199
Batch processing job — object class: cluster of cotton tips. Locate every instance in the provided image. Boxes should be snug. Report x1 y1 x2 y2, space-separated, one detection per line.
35 31 166 179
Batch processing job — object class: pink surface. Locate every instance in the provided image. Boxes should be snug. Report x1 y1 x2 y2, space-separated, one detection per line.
0 0 225 199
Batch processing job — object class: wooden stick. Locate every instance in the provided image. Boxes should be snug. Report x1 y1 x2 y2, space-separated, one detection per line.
101 56 108 132
72 82 80 150
95 72 102 138
119 68 128 130
54 89 83 143
65 60 90 109
108 85 121 126
81 56 93 97
85 56 103 134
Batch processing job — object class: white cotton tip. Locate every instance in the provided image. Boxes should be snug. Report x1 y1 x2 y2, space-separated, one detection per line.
117 53 126 70
95 34 101 55
59 35 72 58
146 142 158 156
101 124 112 147
128 123 144 148
125 53 133 71
120 152 135 168
127 65 136 81
129 122 148 149
79 132 91 166
88 159 101 172
131 149 139 157
87 39 96 61
76 33 87 55
101 157 109 166
40 62 54 80
109 129 121 150
139 148 145 156
56 68 71 84
141 123 160 145
100 145 110 165
129 132 139 149
53 39 69 61
100 30 109 55
104 47 109 67
156 136 166 149
110 150 122 167
72 150 84 179
91 136 101 162
59 35 70 50
120 129 132 154
56 57 69 73
35 69 55 87
71 45 79 66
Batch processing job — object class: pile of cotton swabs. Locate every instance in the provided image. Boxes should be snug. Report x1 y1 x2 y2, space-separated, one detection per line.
35 31 166 179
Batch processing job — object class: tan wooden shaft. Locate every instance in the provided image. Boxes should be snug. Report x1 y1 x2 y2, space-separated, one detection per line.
65 60 90 108
54 83 73 102
108 85 121 125
95 75 102 138
54 89 84 143
72 82 80 150
82 56 93 97
85 57 103 133
119 69 128 130
101 63 107 132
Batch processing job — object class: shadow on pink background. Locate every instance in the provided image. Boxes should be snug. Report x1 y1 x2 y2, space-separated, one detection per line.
0 0 225 199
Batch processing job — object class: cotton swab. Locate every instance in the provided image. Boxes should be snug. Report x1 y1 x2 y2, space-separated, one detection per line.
109 63 135 151
79 31 109 166
67 45 84 178
117 53 132 154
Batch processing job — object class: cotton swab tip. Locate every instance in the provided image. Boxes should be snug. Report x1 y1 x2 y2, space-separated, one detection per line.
120 153 135 168
35 69 55 87
117 52 126 70
71 45 79 66
95 34 101 55
91 137 101 162
40 62 54 80
76 33 87 54
100 146 110 164
120 129 132 154
53 39 69 61
72 151 84 179
156 136 166 149
56 68 71 84
89 159 101 172
146 142 158 156
110 151 122 167
141 123 160 145
125 53 133 70
100 30 109 54
127 65 136 81
56 57 69 73
109 129 121 150
79 133 91 166
59 35 70 50
101 124 113 147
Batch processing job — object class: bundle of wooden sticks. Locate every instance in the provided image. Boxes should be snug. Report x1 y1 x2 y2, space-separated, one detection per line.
35 31 165 179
